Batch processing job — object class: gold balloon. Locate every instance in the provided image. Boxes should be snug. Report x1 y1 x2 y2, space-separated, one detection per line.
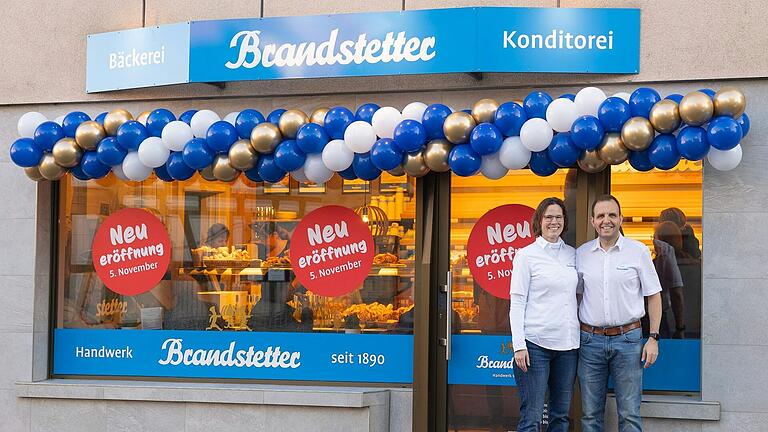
228 139 257 170
103 109 133 136
212 155 240 182
577 149 608 173
403 151 430 177
136 110 151 126
24 166 44 182
597 133 629 165
714 87 746 118
471 98 499 124
278 109 309 139
38 154 67 181
75 121 106 151
423 139 452 172
620 117 655 151
310 107 330 126
387 165 406 177
679 91 713 126
443 112 476 144
251 123 282 153
199 165 216 181
52 138 83 168
648 99 680 133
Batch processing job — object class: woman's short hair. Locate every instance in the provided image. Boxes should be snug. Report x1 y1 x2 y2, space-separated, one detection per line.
532 197 568 238
660 207 687 228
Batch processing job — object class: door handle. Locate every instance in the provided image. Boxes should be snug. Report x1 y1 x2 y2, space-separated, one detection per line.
444 270 452 361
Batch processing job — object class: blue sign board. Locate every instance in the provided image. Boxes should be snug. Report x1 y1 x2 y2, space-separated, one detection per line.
86 8 640 92
54 329 413 383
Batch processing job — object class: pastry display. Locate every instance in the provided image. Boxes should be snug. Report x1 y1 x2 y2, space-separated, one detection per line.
261 256 292 268
340 302 413 323
373 252 400 265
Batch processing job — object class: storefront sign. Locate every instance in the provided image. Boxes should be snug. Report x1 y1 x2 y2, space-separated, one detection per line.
53 329 413 383
466 204 535 299
290 205 375 297
91 208 171 296
86 8 640 92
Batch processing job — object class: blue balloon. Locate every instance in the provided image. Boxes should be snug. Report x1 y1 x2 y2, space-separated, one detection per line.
154 164 174 182
10 138 43 167
179 110 197 125
494 102 528 137
699 88 716 99
665 94 684 103
267 109 287 124
707 116 742 150
206 121 238 153
116 121 148 152
393 120 427 153
629 87 661 118
71 163 91 181
559 94 576 102
33 121 64 152
182 138 215 170
257 154 287 183
469 123 503 156
244 163 263 182
273 140 306 172
94 112 108 126
352 152 382 181
62 111 91 138
676 127 710 160
324 107 355 140
235 109 265 139
523 91 553 119
296 123 329 153
96 137 127 166
355 103 380 124
597 97 632 133
547 133 580 167
448 145 481 177
338 165 358 180
628 150 654 172
570 115 605 151
648 134 681 170
422 104 452 139
737 113 750 138
146 109 176 137
529 151 558 177
370 138 404 171
80 151 111 179
166 152 196 180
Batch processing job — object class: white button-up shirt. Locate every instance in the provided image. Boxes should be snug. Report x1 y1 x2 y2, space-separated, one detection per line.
576 235 662 327
509 236 580 352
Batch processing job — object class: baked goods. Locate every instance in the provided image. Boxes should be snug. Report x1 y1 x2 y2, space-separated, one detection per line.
373 253 399 265
261 256 292 268
340 302 413 322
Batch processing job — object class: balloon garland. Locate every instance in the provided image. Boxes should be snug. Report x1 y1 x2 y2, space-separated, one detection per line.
10 87 749 183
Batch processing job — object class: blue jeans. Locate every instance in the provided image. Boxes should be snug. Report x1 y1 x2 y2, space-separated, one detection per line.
578 328 644 432
513 342 578 432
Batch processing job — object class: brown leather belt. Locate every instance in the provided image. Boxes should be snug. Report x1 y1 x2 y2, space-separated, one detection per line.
580 320 641 336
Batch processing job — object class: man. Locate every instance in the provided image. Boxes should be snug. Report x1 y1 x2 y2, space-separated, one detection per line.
577 195 662 432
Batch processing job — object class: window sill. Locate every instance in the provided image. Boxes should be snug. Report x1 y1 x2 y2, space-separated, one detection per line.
15 379 392 408
608 394 720 421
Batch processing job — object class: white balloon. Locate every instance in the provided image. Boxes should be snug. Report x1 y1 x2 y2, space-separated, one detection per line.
613 92 631 103
480 153 509 180
190 109 221 138
138 137 170 168
223 111 240 126
122 152 153 181
499 136 532 170
162 121 194 152
290 167 309 183
520 118 553 152
546 98 579 133
707 145 742 171
17 112 48 137
371 106 403 139
322 139 354 171
402 102 428 122
343 121 377 153
304 153 334 184
111 164 130 181
575 87 607 117
54 115 65 126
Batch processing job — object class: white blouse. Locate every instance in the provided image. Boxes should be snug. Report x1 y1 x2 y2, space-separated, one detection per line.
509 236 580 352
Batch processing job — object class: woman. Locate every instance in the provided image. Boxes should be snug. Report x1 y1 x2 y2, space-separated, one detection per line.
509 197 579 432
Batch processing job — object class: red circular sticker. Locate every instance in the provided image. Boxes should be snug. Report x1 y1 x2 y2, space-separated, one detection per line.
91 208 171 296
291 205 374 297
467 204 536 299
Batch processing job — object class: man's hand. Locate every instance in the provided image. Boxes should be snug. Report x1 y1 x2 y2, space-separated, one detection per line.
641 338 659 369
514 349 530 373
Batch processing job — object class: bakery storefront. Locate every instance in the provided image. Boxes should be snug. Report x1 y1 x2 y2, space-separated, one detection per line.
8 6 749 432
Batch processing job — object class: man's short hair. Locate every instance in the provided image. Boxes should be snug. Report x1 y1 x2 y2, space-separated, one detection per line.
591 194 622 216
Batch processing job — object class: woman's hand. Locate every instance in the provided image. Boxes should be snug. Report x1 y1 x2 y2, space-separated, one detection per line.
514 349 530 373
